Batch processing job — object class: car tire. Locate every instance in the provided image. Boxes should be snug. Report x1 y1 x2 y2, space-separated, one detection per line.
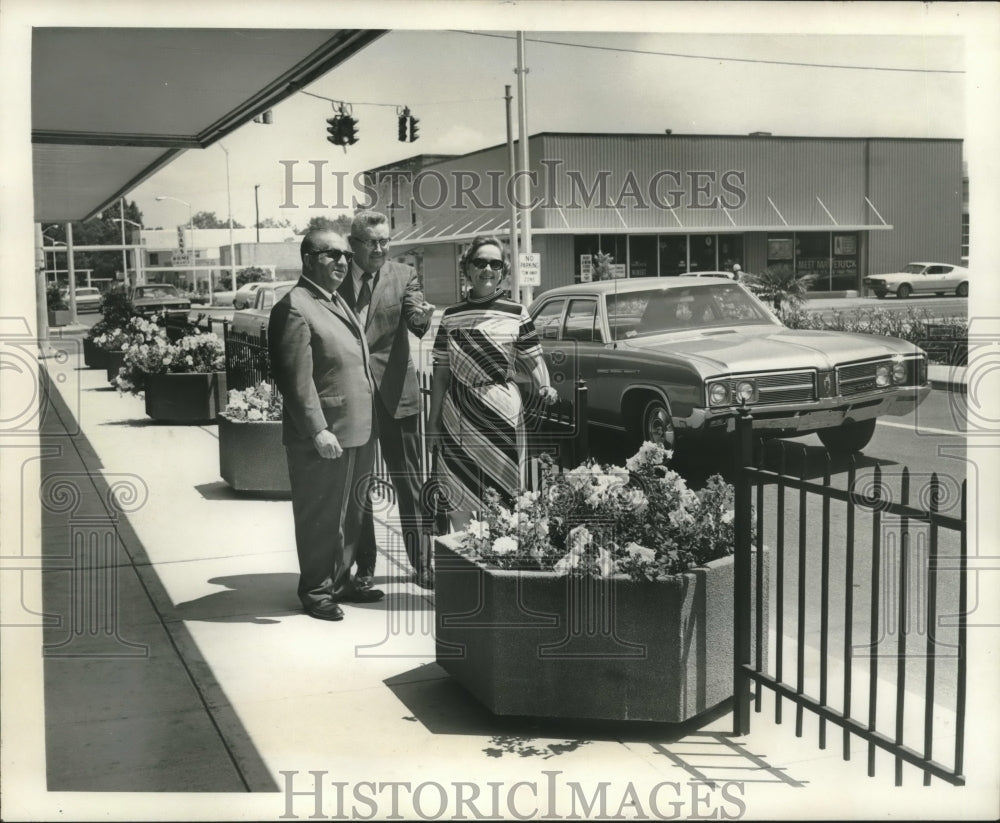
637 396 677 451
817 419 876 455
896 284 912 299
873 291 886 299
956 282 968 298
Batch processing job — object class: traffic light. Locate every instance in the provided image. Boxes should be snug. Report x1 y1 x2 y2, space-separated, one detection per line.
408 114 420 142
326 115 342 145
398 114 408 142
342 115 358 145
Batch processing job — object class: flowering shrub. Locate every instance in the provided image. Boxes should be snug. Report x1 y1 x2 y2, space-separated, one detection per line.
459 442 742 582
220 382 282 422
112 315 224 395
91 326 131 353
778 306 968 365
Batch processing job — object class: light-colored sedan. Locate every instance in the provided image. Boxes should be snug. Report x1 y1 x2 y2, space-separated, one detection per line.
230 280 297 337
73 287 102 313
864 262 970 299
232 281 268 310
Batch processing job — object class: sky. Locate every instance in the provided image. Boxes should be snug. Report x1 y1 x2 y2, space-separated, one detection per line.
129 26 968 232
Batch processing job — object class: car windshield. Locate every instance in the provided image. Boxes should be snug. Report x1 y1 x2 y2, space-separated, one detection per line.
134 285 179 298
606 283 775 340
901 264 926 274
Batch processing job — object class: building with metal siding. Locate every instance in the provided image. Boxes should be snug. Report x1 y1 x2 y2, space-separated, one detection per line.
367 132 962 301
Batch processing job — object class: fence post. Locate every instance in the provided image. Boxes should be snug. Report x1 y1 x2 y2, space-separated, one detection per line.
733 403 754 735
573 378 588 466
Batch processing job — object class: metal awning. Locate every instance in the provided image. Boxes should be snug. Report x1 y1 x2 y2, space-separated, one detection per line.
32 27 385 222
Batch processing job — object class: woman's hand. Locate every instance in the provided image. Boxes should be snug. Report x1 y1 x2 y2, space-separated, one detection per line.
538 386 559 406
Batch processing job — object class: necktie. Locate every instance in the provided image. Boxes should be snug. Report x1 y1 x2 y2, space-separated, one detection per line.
355 272 373 327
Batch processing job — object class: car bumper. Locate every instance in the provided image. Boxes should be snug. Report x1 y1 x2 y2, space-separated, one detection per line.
677 384 931 435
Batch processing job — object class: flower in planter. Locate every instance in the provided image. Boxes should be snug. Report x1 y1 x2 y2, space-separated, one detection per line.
458 444 747 582
220 382 283 422
113 316 224 396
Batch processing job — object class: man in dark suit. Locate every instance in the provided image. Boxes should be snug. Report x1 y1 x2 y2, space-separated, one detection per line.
340 211 436 589
269 229 385 621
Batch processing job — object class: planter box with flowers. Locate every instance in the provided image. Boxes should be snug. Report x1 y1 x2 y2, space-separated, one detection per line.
113 316 226 423
46 283 71 327
434 443 767 724
218 383 290 496
84 290 141 377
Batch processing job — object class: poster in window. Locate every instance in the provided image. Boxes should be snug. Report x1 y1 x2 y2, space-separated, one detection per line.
834 234 857 256
768 238 793 260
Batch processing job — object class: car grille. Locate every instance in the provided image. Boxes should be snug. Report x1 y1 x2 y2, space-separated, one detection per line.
837 361 889 396
754 370 817 405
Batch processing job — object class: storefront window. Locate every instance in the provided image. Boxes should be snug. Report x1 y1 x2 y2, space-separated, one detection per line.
766 235 794 278
831 232 859 291
718 235 744 275
658 235 687 276
796 232 831 285
688 234 716 273
629 235 657 278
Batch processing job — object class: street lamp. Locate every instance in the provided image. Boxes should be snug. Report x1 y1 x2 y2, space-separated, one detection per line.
155 195 211 303
111 210 142 287
42 236 66 285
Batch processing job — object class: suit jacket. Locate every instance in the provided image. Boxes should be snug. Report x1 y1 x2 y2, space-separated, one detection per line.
338 260 430 419
268 278 376 447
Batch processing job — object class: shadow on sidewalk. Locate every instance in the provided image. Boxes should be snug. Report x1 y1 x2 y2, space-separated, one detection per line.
171 574 300 624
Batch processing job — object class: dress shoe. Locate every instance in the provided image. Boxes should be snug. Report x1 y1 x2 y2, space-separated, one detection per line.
333 587 385 604
304 601 345 621
354 574 375 590
414 571 435 590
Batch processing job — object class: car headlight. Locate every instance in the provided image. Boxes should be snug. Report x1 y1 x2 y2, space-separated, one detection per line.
735 380 755 403
708 383 729 406
875 363 891 387
891 360 907 384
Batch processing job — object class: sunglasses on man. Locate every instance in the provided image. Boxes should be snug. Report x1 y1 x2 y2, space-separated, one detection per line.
306 249 353 263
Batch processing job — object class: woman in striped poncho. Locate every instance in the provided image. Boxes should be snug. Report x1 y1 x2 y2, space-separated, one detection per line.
426 235 559 532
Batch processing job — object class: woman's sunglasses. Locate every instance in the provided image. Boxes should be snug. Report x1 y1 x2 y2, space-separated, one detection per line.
470 258 504 272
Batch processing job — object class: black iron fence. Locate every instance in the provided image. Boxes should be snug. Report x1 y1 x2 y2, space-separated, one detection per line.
732 409 967 786
222 321 274 393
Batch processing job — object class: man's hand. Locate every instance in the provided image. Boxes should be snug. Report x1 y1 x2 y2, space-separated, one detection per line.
538 386 559 406
411 301 436 324
312 429 344 459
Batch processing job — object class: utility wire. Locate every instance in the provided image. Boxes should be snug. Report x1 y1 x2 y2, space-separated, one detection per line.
452 30 964 75
300 89 503 108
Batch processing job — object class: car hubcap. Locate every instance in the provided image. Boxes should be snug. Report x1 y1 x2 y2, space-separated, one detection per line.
646 405 675 448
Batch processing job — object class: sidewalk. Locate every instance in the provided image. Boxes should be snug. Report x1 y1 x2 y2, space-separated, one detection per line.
6 344 991 821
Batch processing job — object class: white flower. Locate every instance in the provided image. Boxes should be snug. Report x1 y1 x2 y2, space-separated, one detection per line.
625 441 671 473
247 408 263 421
567 524 592 555
464 519 491 540
491 536 518 556
595 547 615 578
624 542 656 563
553 552 582 574
720 509 734 525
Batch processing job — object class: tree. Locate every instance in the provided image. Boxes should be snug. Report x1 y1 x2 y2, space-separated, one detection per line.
236 266 269 288
743 268 818 312
257 216 292 229
190 210 244 229
298 215 353 236
42 199 145 284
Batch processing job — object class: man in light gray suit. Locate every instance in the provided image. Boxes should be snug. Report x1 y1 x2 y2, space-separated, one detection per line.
268 229 384 621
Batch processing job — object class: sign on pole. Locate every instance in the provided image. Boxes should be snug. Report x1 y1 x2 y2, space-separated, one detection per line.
580 254 593 282
518 252 541 287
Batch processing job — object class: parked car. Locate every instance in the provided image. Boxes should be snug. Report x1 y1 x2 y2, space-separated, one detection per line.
65 286 102 313
231 280 297 337
232 281 270 310
864 262 970 299
680 270 768 299
212 290 237 308
128 284 192 318
524 279 930 454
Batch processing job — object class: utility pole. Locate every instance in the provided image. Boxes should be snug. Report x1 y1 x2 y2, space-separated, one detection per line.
220 142 237 289
516 32 533 305
254 184 261 243
505 84 519 300
119 197 128 284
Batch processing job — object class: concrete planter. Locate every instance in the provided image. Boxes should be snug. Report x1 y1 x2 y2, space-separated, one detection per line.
105 350 126 384
434 535 767 724
217 417 290 496
82 338 109 370
144 371 227 423
47 309 71 328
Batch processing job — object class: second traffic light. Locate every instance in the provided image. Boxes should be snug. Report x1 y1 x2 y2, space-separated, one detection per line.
326 109 359 149
398 107 420 143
